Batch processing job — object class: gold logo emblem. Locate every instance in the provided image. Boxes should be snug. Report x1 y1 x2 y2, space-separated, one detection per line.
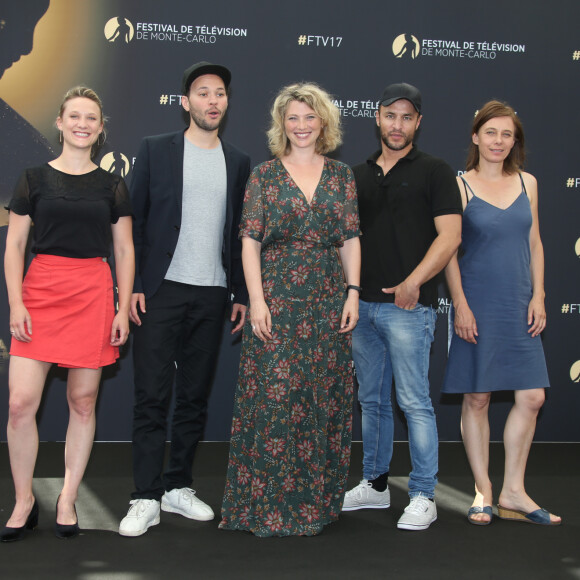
101 152 130 178
104 17 134 43
571 360 580 383
392 34 420 59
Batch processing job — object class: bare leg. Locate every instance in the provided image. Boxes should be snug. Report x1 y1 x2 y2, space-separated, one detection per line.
56 367 102 525
5 356 51 527
461 392 493 523
498 388 561 524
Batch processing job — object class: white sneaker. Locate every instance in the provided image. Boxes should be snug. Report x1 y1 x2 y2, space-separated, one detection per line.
342 479 391 511
119 499 160 537
161 488 214 521
397 495 437 530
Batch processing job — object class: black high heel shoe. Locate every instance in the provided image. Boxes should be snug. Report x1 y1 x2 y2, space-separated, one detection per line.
55 495 80 539
0 499 39 542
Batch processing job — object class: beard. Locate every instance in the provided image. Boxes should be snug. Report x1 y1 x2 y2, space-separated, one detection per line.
190 109 222 132
381 130 414 151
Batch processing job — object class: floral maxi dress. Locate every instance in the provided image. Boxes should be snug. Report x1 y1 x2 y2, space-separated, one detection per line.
219 157 360 537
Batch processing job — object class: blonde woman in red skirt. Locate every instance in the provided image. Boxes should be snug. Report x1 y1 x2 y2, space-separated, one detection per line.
0 87 134 541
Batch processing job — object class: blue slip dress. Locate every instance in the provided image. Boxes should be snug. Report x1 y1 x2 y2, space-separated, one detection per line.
441 175 549 393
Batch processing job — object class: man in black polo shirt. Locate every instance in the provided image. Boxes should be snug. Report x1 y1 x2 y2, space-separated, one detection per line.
342 83 462 530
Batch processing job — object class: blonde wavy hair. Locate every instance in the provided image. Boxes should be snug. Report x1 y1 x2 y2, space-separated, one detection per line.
267 82 342 157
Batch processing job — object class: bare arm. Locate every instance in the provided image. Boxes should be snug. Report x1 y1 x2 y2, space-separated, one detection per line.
4 213 33 341
524 173 546 337
338 236 361 333
111 216 135 346
242 236 271 341
443 176 477 343
383 213 462 309
445 251 478 344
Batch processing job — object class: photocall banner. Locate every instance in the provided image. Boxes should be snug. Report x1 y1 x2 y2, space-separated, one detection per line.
1 0 579 442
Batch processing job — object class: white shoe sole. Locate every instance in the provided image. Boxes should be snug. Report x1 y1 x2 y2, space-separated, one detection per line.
342 503 391 512
118 514 160 537
161 501 214 521
397 516 437 531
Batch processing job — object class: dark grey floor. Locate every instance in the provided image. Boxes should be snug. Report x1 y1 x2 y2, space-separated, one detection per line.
1 442 578 580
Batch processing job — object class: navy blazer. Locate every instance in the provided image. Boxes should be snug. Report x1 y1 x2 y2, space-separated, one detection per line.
130 130 251 305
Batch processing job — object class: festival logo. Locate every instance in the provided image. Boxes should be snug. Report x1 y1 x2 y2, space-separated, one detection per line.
392 34 421 59
436 297 451 315
570 361 580 383
101 152 130 178
332 97 377 119
104 17 247 45
392 33 526 61
104 17 135 43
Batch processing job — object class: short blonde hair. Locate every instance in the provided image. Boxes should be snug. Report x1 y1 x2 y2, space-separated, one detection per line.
267 82 342 157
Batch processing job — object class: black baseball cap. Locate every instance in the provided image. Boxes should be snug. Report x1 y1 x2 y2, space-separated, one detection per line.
378 83 422 113
181 61 231 95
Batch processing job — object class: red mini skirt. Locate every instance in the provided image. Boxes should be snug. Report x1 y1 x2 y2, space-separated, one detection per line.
10 255 119 369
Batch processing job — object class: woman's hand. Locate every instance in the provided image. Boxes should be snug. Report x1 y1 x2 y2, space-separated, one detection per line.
339 292 359 333
527 295 546 337
9 302 32 342
110 312 130 346
454 301 478 344
250 300 272 342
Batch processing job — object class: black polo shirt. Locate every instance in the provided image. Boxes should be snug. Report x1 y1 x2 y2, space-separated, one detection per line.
353 147 462 308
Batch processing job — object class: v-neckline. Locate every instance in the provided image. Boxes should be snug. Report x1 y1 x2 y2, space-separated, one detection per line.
279 157 326 207
471 190 524 211
462 176 525 211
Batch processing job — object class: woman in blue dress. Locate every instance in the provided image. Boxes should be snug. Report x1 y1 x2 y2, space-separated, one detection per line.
442 101 560 526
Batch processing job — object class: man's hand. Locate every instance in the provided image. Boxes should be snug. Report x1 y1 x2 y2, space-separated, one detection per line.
231 303 247 334
382 279 420 310
129 293 146 325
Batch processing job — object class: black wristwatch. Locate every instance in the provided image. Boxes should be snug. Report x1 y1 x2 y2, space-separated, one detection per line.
346 285 362 294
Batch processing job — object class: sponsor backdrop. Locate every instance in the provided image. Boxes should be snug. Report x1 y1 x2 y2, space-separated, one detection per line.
1 0 579 443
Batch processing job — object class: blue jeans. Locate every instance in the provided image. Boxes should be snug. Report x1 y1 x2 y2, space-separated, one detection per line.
352 300 438 498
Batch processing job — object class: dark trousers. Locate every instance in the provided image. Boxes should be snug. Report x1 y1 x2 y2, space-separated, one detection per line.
131 280 227 500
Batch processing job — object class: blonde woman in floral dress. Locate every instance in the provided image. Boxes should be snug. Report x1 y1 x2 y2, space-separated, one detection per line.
220 83 361 536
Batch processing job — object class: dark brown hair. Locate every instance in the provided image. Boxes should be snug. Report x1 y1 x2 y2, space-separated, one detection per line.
466 100 525 175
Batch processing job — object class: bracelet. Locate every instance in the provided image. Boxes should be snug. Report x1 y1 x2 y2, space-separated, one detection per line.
346 285 362 294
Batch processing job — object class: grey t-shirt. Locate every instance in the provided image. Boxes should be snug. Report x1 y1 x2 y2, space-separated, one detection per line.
165 138 227 287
